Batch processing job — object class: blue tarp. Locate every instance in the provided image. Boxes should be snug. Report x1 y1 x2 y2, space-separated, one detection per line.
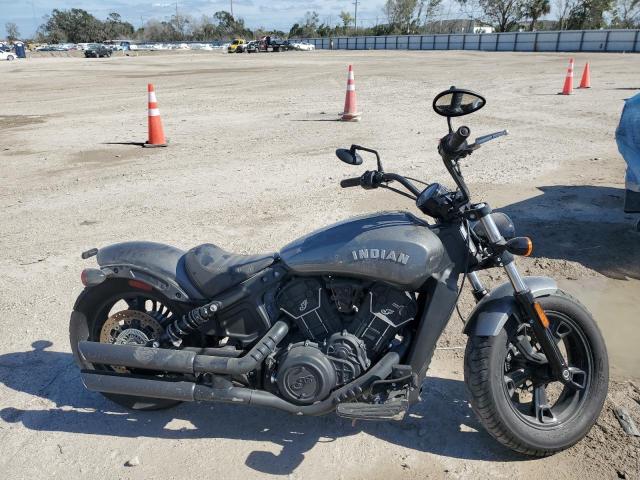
616 93 640 192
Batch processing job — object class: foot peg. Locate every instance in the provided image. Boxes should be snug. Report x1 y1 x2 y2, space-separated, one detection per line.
336 397 409 421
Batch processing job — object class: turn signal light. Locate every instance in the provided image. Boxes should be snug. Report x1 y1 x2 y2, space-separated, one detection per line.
506 237 533 256
80 268 106 287
533 302 550 328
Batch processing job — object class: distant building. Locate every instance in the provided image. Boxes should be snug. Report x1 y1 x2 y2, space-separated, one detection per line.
424 19 494 34
474 26 495 34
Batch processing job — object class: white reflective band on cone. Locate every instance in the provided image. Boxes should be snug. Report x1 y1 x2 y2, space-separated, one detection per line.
148 92 157 102
347 85 355 91
148 108 160 116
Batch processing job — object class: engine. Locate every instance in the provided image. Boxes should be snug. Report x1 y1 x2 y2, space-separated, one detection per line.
273 277 417 404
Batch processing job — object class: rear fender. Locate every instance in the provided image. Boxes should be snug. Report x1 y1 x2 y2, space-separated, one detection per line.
89 242 205 302
463 276 558 337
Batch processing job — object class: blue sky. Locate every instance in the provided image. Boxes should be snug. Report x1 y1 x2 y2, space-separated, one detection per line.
4 0 402 37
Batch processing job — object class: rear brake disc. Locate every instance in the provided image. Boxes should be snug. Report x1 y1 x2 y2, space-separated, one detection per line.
99 310 164 373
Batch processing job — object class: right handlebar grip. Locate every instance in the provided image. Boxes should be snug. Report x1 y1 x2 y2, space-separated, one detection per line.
446 126 470 152
340 177 361 188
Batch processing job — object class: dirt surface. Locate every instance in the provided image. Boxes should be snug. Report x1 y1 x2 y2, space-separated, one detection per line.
1 50 639 479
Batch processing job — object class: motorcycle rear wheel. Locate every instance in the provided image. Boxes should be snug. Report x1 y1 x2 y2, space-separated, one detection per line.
464 290 608 456
70 279 191 410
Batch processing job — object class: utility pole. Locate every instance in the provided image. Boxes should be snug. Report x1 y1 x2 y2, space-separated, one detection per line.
353 0 359 33
230 0 234 17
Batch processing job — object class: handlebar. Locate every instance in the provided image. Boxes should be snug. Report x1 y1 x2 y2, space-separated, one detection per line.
340 177 361 188
445 126 470 154
340 171 422 198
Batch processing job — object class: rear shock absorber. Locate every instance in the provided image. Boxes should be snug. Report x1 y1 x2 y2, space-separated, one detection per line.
159 301 221 347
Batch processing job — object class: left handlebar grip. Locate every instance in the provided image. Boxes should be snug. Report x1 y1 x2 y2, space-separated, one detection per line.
340 177 361 188
446 126 470 153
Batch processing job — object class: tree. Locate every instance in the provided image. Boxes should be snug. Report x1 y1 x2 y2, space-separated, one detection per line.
288 23 303 37
38 9 105 43
554 0 578 28
212 10 250 39
5 22 19 42
611 0 640 27
524 0 551 29
339 10 354 28
565 0 613 29
302 11 319 37
104 12 134 39
477 0 525 31
384 0 419 33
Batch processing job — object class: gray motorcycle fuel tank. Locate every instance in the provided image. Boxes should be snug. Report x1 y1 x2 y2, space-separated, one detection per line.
279 211 445 290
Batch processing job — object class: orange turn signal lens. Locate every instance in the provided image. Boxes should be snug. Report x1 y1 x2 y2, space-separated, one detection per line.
533 302 550 328
505 236 533 256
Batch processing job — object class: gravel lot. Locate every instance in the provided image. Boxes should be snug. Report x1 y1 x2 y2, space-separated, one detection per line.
1 49 639 479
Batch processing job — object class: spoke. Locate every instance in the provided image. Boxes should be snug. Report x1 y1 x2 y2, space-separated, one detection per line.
504 368 529 397
125 296 144 311
566 367 587 391
553 321 572 341
533 385 557 424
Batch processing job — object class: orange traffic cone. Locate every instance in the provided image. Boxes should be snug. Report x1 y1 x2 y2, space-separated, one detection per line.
578 62 591 88
144 83 168 147
341 65 361 122
560 58 574 95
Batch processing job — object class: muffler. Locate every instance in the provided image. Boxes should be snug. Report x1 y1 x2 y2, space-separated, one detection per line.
78 320 288 375
81 350 400 415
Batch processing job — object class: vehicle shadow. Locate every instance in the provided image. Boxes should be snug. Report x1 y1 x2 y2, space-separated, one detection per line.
499 185 640 280
0 342 521 475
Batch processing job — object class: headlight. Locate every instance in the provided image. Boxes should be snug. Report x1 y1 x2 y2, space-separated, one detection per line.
471 212 515 241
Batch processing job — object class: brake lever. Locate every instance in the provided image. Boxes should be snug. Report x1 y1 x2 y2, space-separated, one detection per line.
468 129 509 150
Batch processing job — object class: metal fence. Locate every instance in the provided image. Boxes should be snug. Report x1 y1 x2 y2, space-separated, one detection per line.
303 29 640 53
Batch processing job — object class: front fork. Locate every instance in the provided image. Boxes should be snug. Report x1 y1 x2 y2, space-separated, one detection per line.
468 204 578 389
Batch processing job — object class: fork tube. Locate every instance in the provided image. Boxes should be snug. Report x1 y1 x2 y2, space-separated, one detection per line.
478 204 528 294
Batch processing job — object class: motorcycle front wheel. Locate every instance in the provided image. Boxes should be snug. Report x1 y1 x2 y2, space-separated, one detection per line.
464 290 609 456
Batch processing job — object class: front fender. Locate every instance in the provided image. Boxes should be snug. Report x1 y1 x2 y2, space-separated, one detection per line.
463 276 558 337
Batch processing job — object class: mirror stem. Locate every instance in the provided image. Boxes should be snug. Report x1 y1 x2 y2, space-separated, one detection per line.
447 117 453 133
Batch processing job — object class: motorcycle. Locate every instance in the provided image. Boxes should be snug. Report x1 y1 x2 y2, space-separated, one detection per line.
70 87 608 456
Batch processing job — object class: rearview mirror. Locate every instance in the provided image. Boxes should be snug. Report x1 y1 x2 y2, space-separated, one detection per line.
336 148 363 165
432 87 486 118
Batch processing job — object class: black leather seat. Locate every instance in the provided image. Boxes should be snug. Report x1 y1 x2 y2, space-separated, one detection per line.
184 243 276 298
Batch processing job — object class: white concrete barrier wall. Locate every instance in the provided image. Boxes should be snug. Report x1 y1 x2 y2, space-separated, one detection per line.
303 29 640 53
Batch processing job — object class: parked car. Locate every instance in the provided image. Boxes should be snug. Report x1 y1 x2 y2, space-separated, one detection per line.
0 50 16 61
228 38 246 53
246 41 259 53
294 42 315 51
84 44 112 58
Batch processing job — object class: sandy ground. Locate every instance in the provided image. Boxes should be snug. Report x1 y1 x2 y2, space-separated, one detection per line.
1 49 639 479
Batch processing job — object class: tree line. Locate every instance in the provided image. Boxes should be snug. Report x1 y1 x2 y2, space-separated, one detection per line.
5 0 639 44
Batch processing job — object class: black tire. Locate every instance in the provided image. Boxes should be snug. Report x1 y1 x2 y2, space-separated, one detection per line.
464 290 608 456
70 279 190 410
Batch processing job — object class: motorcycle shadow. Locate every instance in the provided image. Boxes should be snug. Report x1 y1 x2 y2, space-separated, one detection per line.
500 185 640 280
0 341 522 474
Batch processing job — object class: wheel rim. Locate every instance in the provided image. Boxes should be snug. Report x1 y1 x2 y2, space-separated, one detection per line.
501 311 593 429
92 291 178 339
89 289 182 374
